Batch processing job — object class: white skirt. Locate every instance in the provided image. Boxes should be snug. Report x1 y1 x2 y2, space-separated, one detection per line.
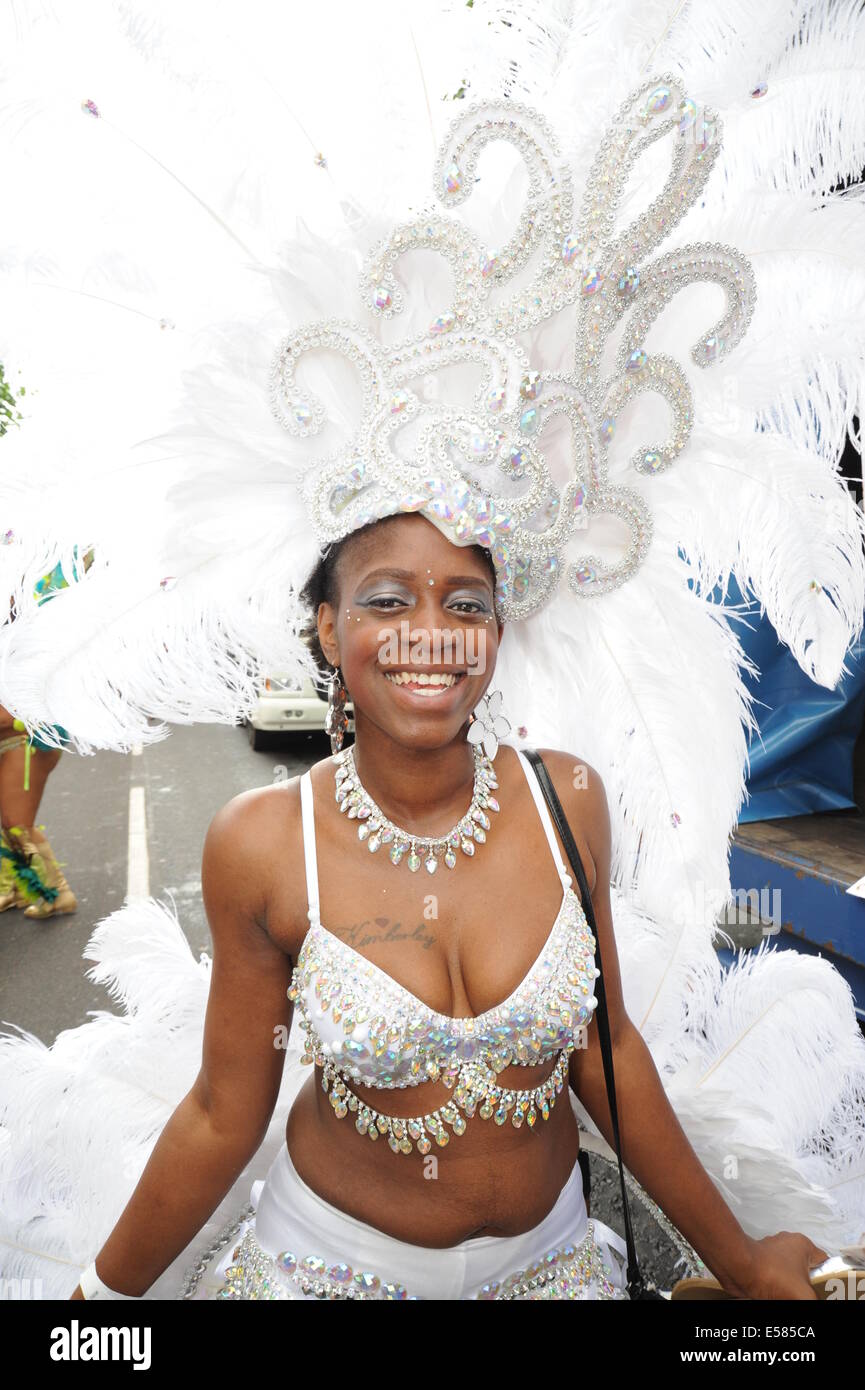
196 1143 630 1301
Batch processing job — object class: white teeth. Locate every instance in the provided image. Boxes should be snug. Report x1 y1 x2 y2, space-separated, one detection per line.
383 671 461 690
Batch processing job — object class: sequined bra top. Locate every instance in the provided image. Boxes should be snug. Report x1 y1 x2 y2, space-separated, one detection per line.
287 747 601 1155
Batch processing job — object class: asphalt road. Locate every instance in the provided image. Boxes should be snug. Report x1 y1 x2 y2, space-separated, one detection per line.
0 720 689 1292
0 721 327 1041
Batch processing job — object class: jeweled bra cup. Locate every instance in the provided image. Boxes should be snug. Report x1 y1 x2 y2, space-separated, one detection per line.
287 749 602 1155
288 891 598 1153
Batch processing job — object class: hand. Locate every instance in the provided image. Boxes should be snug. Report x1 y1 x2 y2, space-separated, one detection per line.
722 1232 829 1300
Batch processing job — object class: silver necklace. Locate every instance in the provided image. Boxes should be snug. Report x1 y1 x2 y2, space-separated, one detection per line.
333 744 500 873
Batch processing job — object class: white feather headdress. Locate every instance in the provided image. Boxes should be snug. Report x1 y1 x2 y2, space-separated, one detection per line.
1 0 865 1295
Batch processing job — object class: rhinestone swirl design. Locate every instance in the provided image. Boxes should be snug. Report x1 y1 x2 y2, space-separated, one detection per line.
269 77 755 620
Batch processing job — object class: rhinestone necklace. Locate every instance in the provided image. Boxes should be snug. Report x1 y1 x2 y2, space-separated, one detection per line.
333 744 500 873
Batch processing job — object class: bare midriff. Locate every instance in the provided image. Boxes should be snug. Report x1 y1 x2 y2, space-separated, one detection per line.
283 1053 582 1247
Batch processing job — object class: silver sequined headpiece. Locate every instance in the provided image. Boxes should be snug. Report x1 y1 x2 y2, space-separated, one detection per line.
269 75 755 622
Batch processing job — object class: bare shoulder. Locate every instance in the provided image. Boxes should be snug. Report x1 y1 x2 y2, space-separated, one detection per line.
201 785 281 933
201 778 303 950
530 746 609 813
526 746 611 893
202 758 334 955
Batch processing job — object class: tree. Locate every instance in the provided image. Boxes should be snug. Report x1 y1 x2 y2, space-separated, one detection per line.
0 361 25 437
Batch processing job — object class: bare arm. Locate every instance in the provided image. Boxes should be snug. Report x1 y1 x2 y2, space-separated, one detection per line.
70 789 293 1298
541 751 828 1300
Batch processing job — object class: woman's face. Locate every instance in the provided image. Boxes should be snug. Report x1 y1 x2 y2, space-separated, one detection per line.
317 513 504 751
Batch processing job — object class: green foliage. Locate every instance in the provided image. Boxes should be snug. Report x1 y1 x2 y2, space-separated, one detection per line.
0 361 25 437
442 1 473 97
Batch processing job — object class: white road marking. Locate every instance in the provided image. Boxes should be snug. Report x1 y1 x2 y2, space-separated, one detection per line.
127 784 150 899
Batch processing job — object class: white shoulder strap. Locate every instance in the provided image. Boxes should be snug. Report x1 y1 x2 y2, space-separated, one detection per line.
514 748 572 887
299 770 321 923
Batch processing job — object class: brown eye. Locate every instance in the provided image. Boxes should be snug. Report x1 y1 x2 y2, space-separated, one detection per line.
362 594 409 609
449 598 490 615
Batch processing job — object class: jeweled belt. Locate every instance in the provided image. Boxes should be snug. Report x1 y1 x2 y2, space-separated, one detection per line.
317 1044 574 1154
214 1223 626 1300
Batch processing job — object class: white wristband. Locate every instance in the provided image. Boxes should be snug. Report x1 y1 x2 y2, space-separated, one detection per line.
79 1260 138 1300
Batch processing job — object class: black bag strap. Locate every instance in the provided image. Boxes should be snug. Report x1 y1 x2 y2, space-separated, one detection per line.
522 747 658 1299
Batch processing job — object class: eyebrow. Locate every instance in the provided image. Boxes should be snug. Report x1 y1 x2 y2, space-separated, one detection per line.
357 567 492 587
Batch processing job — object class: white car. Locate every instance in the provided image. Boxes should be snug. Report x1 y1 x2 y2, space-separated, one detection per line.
246 673 354 750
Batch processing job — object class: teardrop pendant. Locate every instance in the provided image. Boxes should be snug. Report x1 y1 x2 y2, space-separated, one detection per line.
333 744 500 875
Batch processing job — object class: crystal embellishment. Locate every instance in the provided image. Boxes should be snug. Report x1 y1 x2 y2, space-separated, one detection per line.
334 742 500 872
287 853 602 1126
269 75 755 619
213 1223 625 1300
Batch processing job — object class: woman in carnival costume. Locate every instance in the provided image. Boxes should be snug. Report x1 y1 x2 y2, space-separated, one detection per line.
0 552 89 917
0 0 864 1301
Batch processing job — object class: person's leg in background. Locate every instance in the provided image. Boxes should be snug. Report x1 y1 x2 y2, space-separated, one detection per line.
0 703 76 916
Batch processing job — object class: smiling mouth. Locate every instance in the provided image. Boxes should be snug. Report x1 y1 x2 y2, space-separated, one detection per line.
381 670 467 697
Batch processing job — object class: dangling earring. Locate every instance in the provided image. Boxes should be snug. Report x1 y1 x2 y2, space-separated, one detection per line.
467 689 511 761
325 664 350 754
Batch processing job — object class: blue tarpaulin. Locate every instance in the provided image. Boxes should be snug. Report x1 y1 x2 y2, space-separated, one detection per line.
718 575 865 822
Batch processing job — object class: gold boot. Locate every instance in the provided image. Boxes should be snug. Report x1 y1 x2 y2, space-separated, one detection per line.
6 825 77 918
23 826 77 917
